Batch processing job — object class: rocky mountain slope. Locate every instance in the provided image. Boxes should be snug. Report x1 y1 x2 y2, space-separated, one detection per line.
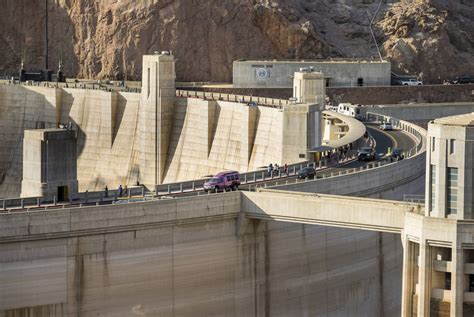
0 0 472 83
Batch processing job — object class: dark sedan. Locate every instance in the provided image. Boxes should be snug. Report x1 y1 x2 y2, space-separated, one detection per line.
391 148 405 160
450 76 474 84
297 167 316 179
357 147 376 161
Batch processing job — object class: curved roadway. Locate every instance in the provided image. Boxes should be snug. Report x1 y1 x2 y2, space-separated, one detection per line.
171 123 416 196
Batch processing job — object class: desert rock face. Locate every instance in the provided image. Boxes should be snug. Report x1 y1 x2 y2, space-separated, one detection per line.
0 0 472 83
379 0 474 82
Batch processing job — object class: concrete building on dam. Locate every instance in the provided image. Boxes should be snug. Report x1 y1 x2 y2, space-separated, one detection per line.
2 51 474 316
232 59 391 89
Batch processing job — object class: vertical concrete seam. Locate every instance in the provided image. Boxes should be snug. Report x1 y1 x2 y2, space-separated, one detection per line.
172 202 176 316
379 232 385 317
264 221 269 317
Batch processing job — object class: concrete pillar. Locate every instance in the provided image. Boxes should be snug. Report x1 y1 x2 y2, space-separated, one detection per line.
451 247 464 316
401 238 415 317
293 70 325 104
417 240 431 316
139 52 176 186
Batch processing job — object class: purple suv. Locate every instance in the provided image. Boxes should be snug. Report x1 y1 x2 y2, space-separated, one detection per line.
203 171 240 192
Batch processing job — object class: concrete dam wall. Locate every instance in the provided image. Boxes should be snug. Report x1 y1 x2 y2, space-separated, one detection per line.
0 85 143 198
0 192 402 316
163 98 285 183
0 85 309 198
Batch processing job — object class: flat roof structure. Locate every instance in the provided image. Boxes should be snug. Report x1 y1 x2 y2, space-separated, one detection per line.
233 59 391 89
434 112 474 126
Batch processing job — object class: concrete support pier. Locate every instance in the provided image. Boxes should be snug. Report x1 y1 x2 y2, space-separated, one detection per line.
20 128 78 201
139 52 176 187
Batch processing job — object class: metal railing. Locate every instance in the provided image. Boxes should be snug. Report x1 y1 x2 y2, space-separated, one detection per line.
0 81 293 106
0 152 361 213
0 79 141 93
250 159 395 191
176 89 289 108
403 194 425 204
153 152 358 196
0 186 145 213
365 112 426 158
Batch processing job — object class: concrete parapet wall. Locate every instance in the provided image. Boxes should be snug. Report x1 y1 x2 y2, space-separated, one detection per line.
242 190 407 233
0 192 240 241
176 89 290 107
274 115 427 199
273 153 425 199
183 84 474 105
366 102 474 122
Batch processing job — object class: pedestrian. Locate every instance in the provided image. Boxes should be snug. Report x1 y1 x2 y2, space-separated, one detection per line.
105 186 108 198
284 163 288 175
124 185 128 197
267 163 273 175
118 185 123 197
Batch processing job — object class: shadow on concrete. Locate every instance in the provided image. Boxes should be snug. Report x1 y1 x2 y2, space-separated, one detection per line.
248 108 261 163
0 85 85 198
113 93 128 145
163 98 187 181
209 103 221 156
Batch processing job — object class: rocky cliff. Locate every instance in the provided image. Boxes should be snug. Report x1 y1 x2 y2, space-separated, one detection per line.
0 0 472 83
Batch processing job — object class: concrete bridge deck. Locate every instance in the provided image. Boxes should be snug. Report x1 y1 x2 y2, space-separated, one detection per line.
0 189 421 243
242 189 418 234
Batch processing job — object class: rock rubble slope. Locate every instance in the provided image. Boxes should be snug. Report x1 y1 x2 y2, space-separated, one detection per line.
0 0 472 83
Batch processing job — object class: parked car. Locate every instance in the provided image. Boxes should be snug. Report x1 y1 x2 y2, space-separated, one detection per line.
400 79 423 86
391 148 405 161
380 122 393 131
297 167 316 179
357 147 376 161
203 171 240 192
451 76 474 84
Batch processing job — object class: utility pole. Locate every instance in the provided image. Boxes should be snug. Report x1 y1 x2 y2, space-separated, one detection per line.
45 0 48 69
